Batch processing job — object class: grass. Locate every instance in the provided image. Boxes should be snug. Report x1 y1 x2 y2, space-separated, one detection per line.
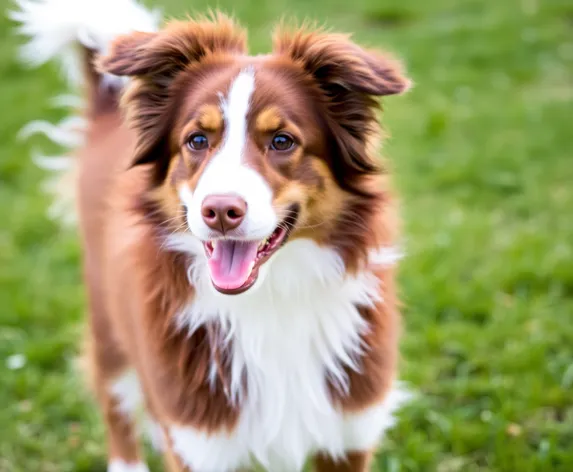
0 0 572 470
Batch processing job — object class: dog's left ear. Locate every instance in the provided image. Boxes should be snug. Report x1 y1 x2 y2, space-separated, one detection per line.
273 27 410 195
273 29 410 97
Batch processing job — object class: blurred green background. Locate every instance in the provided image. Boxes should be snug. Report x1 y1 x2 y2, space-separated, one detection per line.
0 0 572 470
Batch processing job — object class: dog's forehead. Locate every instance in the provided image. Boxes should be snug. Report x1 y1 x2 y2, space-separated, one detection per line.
179 57 313 125
179 63 242 111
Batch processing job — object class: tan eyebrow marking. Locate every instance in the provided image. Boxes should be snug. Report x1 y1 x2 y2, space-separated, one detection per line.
256 106 283 133
198 104 223 131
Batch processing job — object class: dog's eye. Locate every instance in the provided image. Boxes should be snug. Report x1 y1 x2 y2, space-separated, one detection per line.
187 133 209 151
270 133 295 152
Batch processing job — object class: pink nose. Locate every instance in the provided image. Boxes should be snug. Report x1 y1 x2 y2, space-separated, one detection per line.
201 195 247 233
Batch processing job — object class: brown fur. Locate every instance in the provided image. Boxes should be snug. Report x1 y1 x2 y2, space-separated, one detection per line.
314 451 374 472
331 270 400 409
73 13 409 470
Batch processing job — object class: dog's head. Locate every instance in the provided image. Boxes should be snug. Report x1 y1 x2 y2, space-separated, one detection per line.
99 14 409 295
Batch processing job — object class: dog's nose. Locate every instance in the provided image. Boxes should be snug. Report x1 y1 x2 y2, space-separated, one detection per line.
201 195 247 233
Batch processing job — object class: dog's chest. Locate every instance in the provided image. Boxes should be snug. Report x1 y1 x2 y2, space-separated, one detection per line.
234 313 353 469
170 274 376 471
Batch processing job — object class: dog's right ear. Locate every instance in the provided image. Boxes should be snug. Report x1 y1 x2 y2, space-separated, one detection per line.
97 15 246 181
99 14 246 79
97 31 157 77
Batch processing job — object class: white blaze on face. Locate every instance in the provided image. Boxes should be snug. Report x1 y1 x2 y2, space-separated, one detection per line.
181 68 278 242
179 69 280 292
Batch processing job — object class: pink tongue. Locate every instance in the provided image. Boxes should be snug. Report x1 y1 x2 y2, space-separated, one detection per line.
208 240 259 290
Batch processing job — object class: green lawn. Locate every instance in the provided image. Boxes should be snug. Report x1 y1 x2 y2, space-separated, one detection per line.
1 0 572 470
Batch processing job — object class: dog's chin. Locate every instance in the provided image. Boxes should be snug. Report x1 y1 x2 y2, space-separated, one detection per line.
202 204 300 295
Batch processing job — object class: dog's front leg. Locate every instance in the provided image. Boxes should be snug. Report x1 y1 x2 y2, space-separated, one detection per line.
162 443 189 472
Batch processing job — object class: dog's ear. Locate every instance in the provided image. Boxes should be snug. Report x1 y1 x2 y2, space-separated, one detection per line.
99 15 246 79
97 31 157 77
273 27 410 195
273 28 410 97
97 15 246 180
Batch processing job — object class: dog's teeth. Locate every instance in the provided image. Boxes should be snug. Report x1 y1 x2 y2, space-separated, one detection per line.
212 241 217 249
248 261 255 274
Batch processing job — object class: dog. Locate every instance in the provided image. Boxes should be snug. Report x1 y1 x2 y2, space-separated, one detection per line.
12 0 411 470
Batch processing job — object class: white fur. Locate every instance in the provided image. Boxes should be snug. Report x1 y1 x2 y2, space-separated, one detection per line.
10 0 160 85
369 246 404 267
11 0 160 226
107 460 149 472
141 415 165 452
184 69 278 241
109 369 144 418
343 385 412 451
19 115 86 148
164 236 408 471
20 99 84 226
109 370 165 453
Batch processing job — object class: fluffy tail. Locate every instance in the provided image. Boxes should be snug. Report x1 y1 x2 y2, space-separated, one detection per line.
9 0 160 225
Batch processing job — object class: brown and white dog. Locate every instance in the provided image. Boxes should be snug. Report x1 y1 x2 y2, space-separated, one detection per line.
13 0 411 470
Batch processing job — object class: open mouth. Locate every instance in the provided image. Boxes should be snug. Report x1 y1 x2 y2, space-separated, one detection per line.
203 204 300 294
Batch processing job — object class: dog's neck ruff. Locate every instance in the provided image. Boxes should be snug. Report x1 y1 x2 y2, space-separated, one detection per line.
165 235 399 470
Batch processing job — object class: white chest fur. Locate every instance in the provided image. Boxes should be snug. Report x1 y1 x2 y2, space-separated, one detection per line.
163 238 408 471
